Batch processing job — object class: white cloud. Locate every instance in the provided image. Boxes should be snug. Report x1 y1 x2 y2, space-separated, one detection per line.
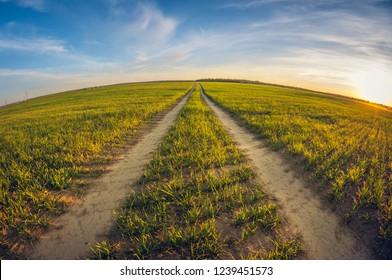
242 5 392 63
0 38 67 53
17 0 45 11
117 1 178 49
2 0 392 106
222 0 388 10
221 0 286 9
1 0 46 11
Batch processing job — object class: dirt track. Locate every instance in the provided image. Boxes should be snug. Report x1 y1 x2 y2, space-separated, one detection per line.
28 83 372 259
28 87 193 259
201 85 372 259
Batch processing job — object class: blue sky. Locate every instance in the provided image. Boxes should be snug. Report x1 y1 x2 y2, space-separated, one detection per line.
1 0 392 105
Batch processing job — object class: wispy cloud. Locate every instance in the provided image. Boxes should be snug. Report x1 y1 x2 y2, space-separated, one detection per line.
0 68 61 79
117 1 178 48
17 0 45 11
269 10 392 60
222 0 388 10
0 38 67 53
128 42 193 70
1 0 46 11
221 0 286 9
1 0 392 105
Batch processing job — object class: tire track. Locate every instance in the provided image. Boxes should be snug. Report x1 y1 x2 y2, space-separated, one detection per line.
200 84 372 259
28 85 194 260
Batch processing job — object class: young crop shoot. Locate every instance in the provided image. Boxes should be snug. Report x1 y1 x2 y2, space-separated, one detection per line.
202 81 392 258
0 82 192 259
108 86 301 260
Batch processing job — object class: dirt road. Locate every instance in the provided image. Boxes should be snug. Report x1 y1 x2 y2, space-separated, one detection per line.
28 86 194 259
201 85 372 259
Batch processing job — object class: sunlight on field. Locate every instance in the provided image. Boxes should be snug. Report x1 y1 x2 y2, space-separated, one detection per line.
351 67 392 106
203 82 392 258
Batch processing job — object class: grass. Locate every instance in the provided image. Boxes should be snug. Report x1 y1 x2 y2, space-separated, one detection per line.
101 85 301 260
201 81 392 258
0 81 193 258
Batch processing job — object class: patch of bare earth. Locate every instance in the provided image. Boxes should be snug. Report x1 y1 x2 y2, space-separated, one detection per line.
27 88 193 260
201 87 372 260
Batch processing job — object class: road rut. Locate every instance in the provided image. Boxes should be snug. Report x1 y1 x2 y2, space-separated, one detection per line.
201 85 372 259
28 86 194 259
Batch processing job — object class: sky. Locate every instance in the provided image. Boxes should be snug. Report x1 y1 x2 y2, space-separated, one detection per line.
1 0 392 106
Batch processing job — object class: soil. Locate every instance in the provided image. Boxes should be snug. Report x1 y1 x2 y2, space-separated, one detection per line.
27 88 193 259
26 84 373 260
201 86 373 259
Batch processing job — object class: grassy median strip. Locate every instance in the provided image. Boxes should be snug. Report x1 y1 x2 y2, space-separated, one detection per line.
95 85 301 260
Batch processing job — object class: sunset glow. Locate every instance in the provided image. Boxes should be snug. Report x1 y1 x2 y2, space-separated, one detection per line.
351 67 392 106
1 0 392 106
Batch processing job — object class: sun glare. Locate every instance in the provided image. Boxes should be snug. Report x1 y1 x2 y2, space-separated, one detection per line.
350 67 392 106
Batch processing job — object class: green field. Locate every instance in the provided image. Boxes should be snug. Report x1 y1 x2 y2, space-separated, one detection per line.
1 80 391 259
91 85 301 260
202 82 392 257
0 81 192 258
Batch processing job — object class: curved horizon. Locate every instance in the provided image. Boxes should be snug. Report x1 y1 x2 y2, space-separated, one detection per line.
1 0 392 106
1 78 392 110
